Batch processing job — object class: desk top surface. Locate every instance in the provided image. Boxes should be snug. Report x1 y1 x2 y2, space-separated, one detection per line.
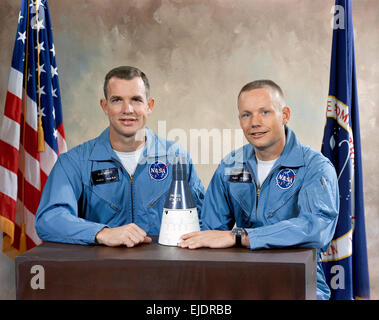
16 238 315 264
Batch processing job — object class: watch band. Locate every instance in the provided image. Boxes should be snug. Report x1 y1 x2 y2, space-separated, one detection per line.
235 233 242 247
232 227 245 248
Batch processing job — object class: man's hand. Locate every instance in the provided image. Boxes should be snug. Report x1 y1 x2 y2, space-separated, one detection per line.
178 230 236 249
95 223 152 247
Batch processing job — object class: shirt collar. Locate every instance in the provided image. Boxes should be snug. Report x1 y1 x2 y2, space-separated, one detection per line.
143 127 170 158
89 126 168 161
276 126 305 168
235 126 305 168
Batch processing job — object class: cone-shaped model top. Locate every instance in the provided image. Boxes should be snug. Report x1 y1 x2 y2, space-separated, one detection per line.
172 156 186 181
164 156 196 209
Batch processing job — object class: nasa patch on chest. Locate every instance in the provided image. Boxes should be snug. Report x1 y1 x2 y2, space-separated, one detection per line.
276 168 296 190
149 161 169 181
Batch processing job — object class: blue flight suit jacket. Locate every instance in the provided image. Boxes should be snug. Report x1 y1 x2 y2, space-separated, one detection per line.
201 126 339 300
35 127 205 245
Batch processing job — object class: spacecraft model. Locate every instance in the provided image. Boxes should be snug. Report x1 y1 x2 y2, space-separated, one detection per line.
158 157 200 246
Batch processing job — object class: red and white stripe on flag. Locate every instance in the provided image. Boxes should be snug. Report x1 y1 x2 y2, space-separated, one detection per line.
0 67 66 257
0 0 67 257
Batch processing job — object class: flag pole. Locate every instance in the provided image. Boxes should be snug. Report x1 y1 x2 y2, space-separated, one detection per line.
35 0 45 153
20 0 31 253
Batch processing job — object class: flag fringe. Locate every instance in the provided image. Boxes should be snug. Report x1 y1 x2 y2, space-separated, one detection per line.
0 215 19 259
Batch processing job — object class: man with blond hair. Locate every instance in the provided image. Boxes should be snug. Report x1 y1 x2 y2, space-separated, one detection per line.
179 79 339 300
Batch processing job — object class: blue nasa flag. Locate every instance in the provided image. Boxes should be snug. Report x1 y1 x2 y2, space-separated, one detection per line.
321 0 370 300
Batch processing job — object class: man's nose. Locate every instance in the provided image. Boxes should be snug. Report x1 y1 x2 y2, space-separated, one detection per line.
121 102 134 114
250 113 262 127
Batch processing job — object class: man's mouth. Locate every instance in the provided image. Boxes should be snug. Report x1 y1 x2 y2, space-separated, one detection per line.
250 131 268 137
119 117 137 124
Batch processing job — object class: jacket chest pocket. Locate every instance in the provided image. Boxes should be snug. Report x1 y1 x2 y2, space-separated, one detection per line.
265 188 300 224
228 183 255 227
83 183 123 224
142 189 169 235
147 189 169 210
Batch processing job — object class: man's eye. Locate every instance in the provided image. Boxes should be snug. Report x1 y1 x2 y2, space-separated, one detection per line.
241 113 250 118
111 97 121 103
132 97 143 103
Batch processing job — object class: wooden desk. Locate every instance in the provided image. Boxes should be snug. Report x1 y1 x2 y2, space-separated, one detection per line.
16 240 316 300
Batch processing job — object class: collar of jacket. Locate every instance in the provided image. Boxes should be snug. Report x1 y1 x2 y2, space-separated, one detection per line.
88 126 169 161
234 126 305 168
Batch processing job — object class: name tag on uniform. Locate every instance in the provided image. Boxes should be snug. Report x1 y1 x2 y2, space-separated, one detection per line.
91 168 120 185
228 168 252 183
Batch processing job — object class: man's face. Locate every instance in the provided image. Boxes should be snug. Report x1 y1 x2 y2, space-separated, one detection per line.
238 87 290 160
100 76 154 144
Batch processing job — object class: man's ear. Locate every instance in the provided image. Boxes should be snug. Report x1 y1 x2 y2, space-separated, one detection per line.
100 98 108 115
147 98 155 114
282 106 291 125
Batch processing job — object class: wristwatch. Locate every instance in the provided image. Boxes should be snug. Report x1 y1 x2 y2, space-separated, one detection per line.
232 227 246 247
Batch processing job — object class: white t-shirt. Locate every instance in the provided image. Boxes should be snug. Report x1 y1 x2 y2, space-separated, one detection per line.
256 157 278 187
114 144 145 176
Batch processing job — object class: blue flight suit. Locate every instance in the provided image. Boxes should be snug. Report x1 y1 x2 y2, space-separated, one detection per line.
35 127 205 244
201 126 339 300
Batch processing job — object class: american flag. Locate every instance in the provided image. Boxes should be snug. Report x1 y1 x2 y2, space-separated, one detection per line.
0 0 66 257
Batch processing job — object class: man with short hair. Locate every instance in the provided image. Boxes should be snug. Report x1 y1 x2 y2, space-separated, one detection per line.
35 66 204 247
178 80 339 300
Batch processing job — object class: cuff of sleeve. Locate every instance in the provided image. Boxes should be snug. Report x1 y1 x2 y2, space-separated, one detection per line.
245 228 267 250
88 224 109 244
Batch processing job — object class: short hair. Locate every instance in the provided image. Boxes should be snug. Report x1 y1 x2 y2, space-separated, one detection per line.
238 79 285 108
103 66 150 99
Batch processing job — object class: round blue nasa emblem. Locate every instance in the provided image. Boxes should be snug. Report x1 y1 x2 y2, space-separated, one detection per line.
149 161 169 181
276 168 296 190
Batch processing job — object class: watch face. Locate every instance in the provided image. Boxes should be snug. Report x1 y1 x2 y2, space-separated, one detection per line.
232 228 245 236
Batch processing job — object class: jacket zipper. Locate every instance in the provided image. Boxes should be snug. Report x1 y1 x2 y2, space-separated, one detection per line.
256 187 261 210
245 163 259 220
110 158 138 221
246 162 280 219
125 166 138 223
130 174 134 221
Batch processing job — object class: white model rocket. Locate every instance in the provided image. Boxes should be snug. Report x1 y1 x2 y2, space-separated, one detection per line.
158 157 200 246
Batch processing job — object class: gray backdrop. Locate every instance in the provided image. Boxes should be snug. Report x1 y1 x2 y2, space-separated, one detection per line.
0 0 378 299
